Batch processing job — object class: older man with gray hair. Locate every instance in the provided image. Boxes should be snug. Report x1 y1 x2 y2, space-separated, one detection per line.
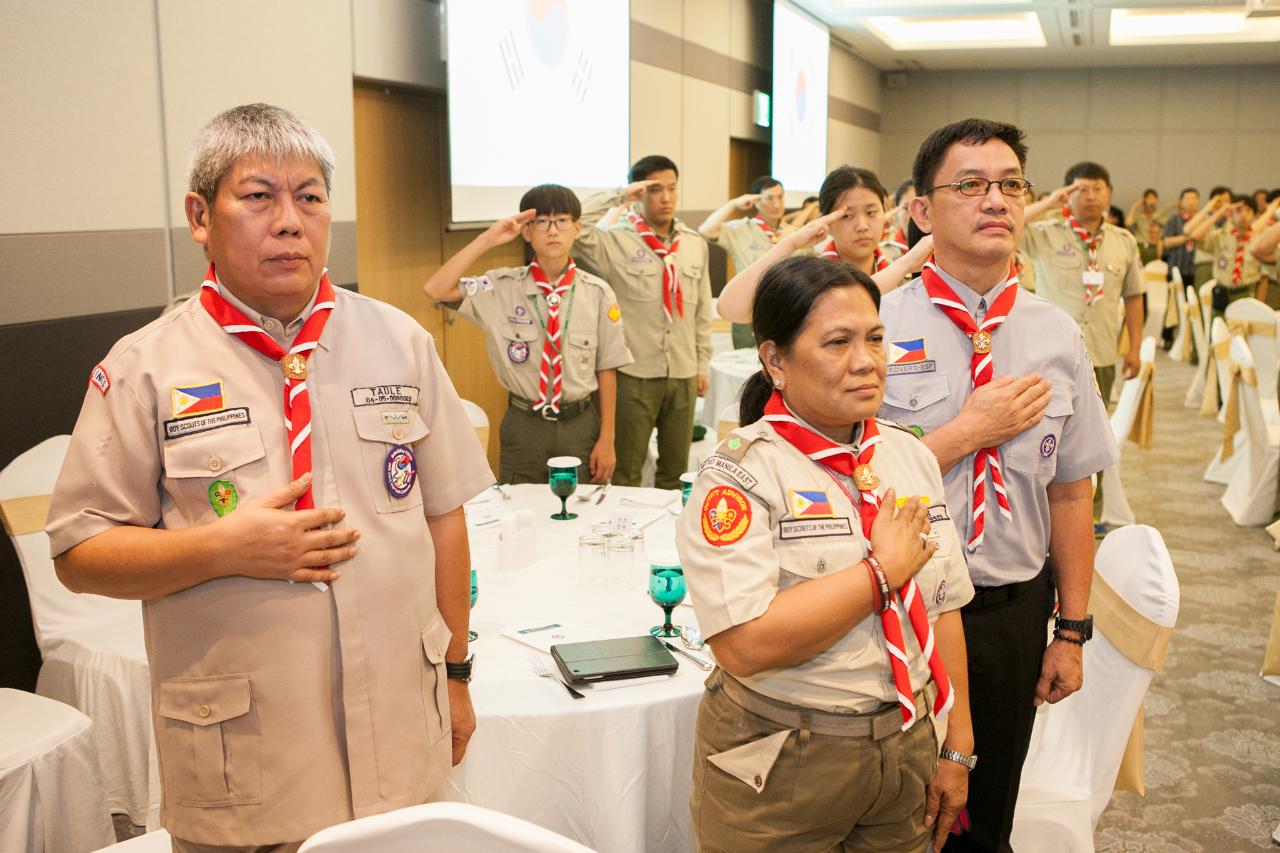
47 103 493 852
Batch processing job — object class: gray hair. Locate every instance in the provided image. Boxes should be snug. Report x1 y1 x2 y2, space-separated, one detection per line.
186 103 335 202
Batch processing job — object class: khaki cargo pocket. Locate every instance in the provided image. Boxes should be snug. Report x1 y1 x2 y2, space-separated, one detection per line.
352 407 430 514
707 729 793 794
156 674 261 807
420 611 454 744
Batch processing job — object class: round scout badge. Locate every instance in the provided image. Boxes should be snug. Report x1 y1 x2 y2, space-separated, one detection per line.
508 340 530 363
971 330 992 354
280 352 308 380
384 444 417 498
853 464 880 492
208 480 238 516
700 485 751 547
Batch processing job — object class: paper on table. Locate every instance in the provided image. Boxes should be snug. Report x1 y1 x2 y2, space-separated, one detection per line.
584 674 674 691
502 621 597 654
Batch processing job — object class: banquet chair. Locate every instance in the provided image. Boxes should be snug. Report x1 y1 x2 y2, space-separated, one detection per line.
0 436 156 825
1010 525 1179 853
460 398 491 456
1221 337 1280 527
298 802 596 853
1141 261 1168 341
1204 318 1245 485
716 403 739 442
0 688 116 853
1099 337 1157 528
1184 286 1209 408
1168 269 1191 363
1197 281 1215 339
1224 298 1279 428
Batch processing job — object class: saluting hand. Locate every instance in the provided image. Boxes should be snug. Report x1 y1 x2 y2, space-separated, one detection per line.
791 208 848 251
868 488 934 590
1050 179 1087 207
219 472 360 585
483 209 538 246
623 179 661 203
734 193 762 210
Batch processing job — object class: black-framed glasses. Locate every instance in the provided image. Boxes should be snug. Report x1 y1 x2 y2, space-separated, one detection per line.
925 177 1033 198
529 216 578 232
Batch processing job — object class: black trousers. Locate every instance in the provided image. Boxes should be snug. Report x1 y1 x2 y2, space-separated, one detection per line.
946 565 1056 853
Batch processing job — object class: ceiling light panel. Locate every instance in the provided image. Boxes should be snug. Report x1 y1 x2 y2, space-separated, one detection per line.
1109 7 1280 45
865 12 1047 50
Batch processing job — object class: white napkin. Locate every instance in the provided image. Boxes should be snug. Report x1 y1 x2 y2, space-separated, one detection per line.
584 674 674 691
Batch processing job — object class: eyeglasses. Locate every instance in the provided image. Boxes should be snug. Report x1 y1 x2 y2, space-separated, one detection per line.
925 177 1033 198
529 216 577 233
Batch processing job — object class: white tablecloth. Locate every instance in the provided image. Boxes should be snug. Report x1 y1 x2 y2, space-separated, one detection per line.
698 348 758 429
443 484 707 853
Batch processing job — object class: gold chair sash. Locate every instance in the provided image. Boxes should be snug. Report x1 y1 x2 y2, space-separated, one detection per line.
1220 362 1259 461
0 494 51 536
475 425 490 456
1090 571 1175 797
1227 318 1277 338
1263 577 1280 679
1127 362 1156 449
1177 303 1195 362
1162 285 1179 330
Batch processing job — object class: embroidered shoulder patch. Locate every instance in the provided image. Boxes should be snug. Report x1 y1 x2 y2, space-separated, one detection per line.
698 454 759 490
701 485 752 547
89 364 110 396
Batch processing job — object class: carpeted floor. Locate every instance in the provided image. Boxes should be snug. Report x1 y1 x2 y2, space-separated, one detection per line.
1092 352 1280 851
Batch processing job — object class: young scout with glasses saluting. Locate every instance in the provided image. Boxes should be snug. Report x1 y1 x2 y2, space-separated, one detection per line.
424 184 632 485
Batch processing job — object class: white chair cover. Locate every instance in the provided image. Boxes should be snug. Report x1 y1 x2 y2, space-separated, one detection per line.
1225 298 1280 428
1184 286 1210 408
1168 269 1190 363
1221 337 1280 526
1100 337 1157 527
1141 261 1169 341
0 688 115 853
0 436 157 825
1011 526 1179 852
1197 281 1215 341
298 802 596 853
93 830 173 852
460 398 491 457
1204 318 1246 484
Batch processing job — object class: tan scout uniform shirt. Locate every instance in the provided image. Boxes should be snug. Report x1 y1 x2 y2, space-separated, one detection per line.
716 216 797 273
454 264 632 402
1020 219 1143 366
574 192 713 380
47 286 494 846
1129 209 1168 249
676 418 974 715
1202 226 1262 287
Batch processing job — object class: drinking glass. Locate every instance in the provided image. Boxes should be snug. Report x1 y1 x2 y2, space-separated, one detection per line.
648 554 686 638
467 567 479 641
679 472 697 506
547 456 581 520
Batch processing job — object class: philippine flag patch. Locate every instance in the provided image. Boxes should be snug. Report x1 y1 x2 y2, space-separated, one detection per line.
888 338 927 364
788 489 834 519
170 381 225 418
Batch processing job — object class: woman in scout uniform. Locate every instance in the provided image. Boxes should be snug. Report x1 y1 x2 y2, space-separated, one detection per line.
715 166 935 324
677 255 975 853
423 184 632 484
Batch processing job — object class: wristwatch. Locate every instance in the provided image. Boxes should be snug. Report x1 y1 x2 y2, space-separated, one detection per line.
939 748 978 771
1054 614 1094 645
445 653 475 683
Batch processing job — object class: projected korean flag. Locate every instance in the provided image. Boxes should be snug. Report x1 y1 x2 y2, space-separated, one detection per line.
772 0 830 206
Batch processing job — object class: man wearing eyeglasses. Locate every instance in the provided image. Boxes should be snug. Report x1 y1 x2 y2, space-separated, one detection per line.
575 155 713 489
424 184 632 485
877 119 1119 853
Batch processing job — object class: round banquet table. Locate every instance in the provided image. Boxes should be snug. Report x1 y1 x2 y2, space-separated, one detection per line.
698 348 759 430
438 484 711 853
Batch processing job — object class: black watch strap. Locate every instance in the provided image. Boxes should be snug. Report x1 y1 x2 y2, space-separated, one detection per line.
1054 614 1093 642
445 654 474 682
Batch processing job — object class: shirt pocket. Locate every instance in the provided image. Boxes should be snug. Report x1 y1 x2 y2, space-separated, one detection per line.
161 427 268 526
880 375 951 434
625 259 661 299
775 535 856 591
1051 251 1084 272
419 610 453 745
567 331 598 379
1005 385 1074 478
352 407 430 514
680 261 703 303
155 674 262 807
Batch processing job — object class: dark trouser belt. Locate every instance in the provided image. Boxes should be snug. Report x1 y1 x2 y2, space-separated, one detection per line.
509 395 591 421
966 562 1052 610
712 669 931 740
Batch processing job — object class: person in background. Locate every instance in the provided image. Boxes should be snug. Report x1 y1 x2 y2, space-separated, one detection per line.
1126 188 1168 266
881 178 916 261
1104 205 1124 228
715 166 934 323
574 155 712 489
1191 186 1234 286
47 103 493 852
782 195 820 229
883 118 1118 852
699 176 795 349
1247 193 1280 308
679 254 974 853
1184 192 1261 313
1253 188 1269 214
423 184 632 485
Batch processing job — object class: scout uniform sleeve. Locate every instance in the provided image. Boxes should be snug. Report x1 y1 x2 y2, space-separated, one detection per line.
413 332 495 516
676 460 779 640
594 280 633 371
573 190 626 278
694 246 714 377
1019 221 1049 258
46 359 164 557
1053 331 1121 483
715 218 745 255
454 272 499 324
922 454 974 613
1120 234 1143 298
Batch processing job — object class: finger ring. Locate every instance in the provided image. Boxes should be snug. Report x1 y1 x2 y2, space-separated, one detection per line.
919 532 930 548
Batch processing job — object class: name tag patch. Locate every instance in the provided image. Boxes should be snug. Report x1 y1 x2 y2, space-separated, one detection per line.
778 518 853 540
351 385 420 407
886 360 937 376
89 364 110 396
699 455 759 490
164 407 251 440
927 503 951 524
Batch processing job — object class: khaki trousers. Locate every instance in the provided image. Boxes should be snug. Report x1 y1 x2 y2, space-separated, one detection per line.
498 397 599 484
613 373 696 489
171 839 302 853
691 671 938 853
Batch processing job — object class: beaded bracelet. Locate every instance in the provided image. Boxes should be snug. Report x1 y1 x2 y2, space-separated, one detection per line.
865 555 892 613
863 559 884 612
